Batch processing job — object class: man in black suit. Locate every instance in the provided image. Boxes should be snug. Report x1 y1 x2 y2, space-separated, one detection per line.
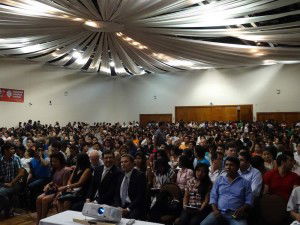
114 154 147 220
86 150 122 205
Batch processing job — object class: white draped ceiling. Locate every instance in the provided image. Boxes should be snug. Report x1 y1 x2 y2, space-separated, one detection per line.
0 0 300 76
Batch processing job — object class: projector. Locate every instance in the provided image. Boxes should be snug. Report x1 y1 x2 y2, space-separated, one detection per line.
82 203 122 223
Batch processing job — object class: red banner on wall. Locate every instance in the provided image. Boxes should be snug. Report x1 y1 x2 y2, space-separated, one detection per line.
0 88 24 103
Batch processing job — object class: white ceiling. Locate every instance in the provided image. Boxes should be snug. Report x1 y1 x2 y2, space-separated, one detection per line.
0 0 300 76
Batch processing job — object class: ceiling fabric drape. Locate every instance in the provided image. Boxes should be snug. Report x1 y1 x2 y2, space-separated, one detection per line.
0 0 299 76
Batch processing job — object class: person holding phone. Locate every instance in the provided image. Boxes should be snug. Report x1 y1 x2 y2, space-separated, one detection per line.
176 163 212 225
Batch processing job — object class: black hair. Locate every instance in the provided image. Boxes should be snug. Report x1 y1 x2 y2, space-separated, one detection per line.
75 153 91 170
276 152 293 167
121 154 135 163
194 163 212 199
179 154 191 169
15 145 26 153
50 152 66 168
195 145 206 158
251 156 265 171
226 142 237 150
103 150 115 158
154 150 171 175
171 146 181 156
51 141 61 150
225 156 240 168
239 151 251 162
158 121 165 127
135 151 147 173
26 137 34 143
1 143 14 155
69 144 79 153
211 152 222 161
0 138 4 147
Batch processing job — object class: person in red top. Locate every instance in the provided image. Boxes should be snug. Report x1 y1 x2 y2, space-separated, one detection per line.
263 152 300 201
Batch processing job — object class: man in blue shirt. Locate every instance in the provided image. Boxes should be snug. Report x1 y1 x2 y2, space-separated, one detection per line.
201 157 253 225
27 144 51 210
238 151 262 198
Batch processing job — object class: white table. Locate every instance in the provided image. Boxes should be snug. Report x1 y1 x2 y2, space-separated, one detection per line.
39 210 163 225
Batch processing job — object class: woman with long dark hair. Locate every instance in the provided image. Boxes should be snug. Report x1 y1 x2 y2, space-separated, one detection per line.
176 163 212 225
56 153 91 212
134 151 147 173
153 150 176 189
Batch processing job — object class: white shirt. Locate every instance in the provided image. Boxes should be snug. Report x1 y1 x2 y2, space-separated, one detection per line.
209 167 221 183
238 165 263 197
294 152 300 165
120 169 133 204
287 186 300 213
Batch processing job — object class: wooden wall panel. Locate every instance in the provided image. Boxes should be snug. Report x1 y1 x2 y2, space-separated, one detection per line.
175 105 253 122
257 112 300 124
140 114 172 126
240 105 253 121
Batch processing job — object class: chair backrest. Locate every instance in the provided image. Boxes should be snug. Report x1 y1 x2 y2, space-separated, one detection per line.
160 183 182 201
259 194 288 225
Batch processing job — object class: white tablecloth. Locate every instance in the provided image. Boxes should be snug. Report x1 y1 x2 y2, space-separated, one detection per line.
39 210 163 225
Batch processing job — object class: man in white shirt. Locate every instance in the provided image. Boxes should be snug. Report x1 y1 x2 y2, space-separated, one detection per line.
114 154 147 220
294 142 300 165
287 186 300 224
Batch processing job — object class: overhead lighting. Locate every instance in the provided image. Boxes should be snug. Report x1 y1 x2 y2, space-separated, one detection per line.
109 61 115 67
72 51 82 60
21 44 42 52
72 18 83 22
84 20 99 28
100 67 110 73
255 52 265 57
263 60 277 65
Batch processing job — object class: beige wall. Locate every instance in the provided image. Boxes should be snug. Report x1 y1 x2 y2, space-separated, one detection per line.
0 57 300 127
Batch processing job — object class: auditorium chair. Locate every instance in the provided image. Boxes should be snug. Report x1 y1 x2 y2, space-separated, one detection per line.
159 183 183 225
257 194 290 225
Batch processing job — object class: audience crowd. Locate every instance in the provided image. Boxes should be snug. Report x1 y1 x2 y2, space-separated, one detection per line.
0 120 300 225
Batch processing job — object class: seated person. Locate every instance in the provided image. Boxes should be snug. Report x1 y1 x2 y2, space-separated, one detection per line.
176 155 194 192
88 150 103 169
209 153 223 183
114 154 147 220
65 145 78 167
193 146 210 168
86 150 122 205
152 150 176 189
201 157 253 225
57 153 92 212
238 151 263 198
263 153 300 201
27 144 51 210
222 143 238 168
262 148 276 170
134 151 147 173
177 163 212 225
287 186 300 223
0 143 25 217
36 152 70 223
